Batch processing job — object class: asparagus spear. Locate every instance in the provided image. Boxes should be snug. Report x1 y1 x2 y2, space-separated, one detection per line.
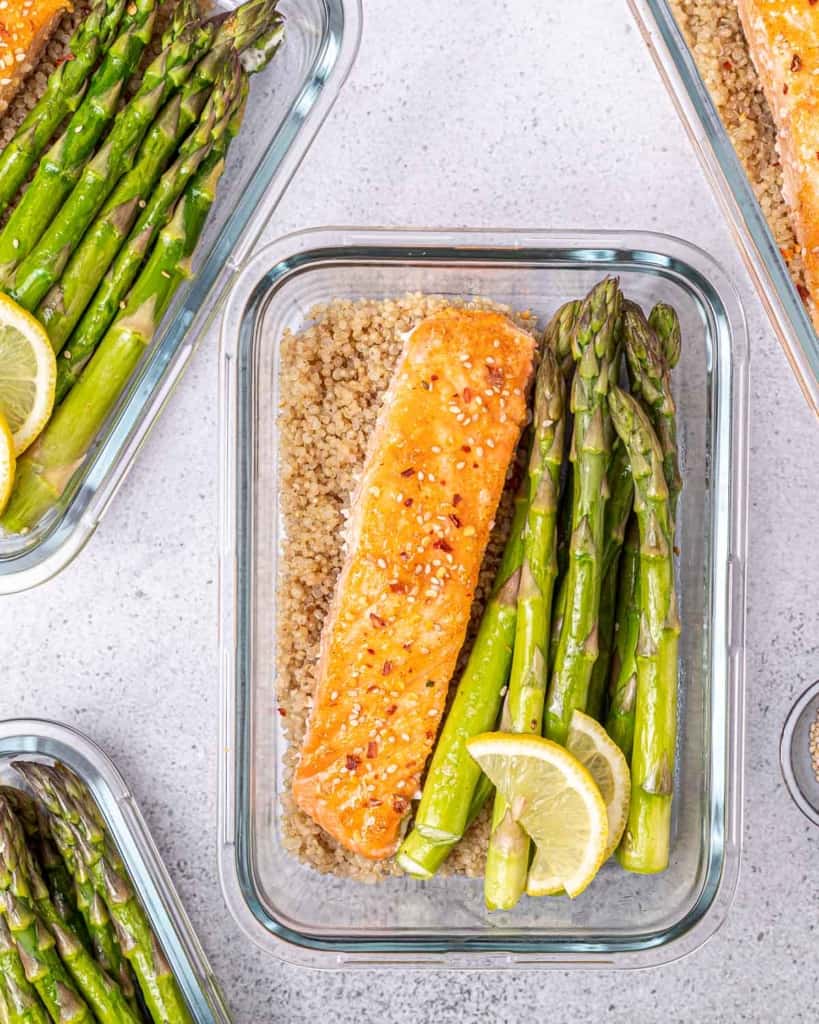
396 477 529 876
605 516 640 756
607 388 680 874
0 801 141 1024
0 917 50 1024
38 2 283 356
483 347 565 910
544 277 621 745
544 299 581 380
622 306 682 520
648 302 682 370
0 0 158 284
397 775 493 879
41 808 137 1014
52 61 241 402
585 438 633 720
1 73 244 534
16 766 193 1024
0 0 128 218
8 12 216 315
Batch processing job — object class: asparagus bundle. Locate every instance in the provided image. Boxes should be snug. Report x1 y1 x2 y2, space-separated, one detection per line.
38 0 283 359
16 764 192 1024
1 65 246 534
8 2 216 314
396 480 529 878
0 0 128 217
608 388 680 874
483 346 565 910
0 0 159 283
544 277 621 744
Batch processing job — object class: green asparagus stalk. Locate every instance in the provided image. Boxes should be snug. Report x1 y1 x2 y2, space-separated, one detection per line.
8 12 216 314
0 0 128 218
1 73 244 534
484 347 565 911
397 775 493 879
605 517 640 756
38 1 283 356
544 299 581 380
607 388 680 874
622 306 682 520
0 0 158 284
396 478 529 877
0 802 141 1024
585 438 633 720
544 277 621 745
15 766 193 1024
0 916 50 1024
51 62 241 403
648 302 682 370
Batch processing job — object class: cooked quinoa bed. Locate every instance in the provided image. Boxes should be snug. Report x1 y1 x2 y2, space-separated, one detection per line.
276 295 537 882
668 0 808 299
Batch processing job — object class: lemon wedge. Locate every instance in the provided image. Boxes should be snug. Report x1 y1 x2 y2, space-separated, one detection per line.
0 410 15 514
466 732 608 899
0 293 56 456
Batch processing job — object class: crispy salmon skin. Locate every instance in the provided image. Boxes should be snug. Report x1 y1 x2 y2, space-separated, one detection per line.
0 0 72 116
737 0 819 326
293 308 535 860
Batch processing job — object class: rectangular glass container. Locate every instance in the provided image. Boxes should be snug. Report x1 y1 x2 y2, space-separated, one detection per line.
629 0 819 415
218 228 749 968
0 0 362 595
0 719 232 1022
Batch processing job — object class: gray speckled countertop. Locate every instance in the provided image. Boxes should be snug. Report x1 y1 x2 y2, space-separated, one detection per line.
2 1 818 1021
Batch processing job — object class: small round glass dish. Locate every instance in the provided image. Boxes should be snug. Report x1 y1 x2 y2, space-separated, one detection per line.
780 680 819 827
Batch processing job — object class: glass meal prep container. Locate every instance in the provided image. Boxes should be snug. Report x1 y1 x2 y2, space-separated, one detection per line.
629 0 819 415
217 227 749 969
0 0 362 596
0 718 231 1022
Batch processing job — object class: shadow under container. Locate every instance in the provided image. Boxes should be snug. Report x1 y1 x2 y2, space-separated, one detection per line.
218 228 749 968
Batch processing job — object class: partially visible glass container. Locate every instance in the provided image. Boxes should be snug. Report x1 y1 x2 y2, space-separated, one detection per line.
629 0 819 415
0 719 231 1022
0 0 362 594
217 227 749 968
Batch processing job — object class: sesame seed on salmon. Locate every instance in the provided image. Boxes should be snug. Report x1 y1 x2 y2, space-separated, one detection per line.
0 0 72 117
292 308 536 860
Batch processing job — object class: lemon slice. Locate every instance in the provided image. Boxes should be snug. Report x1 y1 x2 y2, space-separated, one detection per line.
526 712 631 896
0 294 56 456
566 710 630 861
0 410 15 514
466 732 608 899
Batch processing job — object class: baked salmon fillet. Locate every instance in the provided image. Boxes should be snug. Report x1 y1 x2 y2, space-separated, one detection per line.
737 0 819 328
293 308 535 860
0 0 72 116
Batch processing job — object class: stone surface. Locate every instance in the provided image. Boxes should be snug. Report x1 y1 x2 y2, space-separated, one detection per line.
1 1 817 1021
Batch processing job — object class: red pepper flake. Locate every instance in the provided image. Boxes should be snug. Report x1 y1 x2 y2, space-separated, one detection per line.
722 59 733 71
366 684 379 692
367 741 378 758
449 513 462 528
382 660 393 676
791 53 802 72
277 707 287 717
390 581 407 593
783 83 789 94
370 612 386 628
400 467 415 477
433 537 453 553
403 497 413 507
346 754 361 771
430 374 439 381
486 364 505 389
366 647 375 655
425 729 434 740
392 796 409 814
462 387 473 403
452 493 462 505
797 282 810 302
461 444 471 452
386 704 398 716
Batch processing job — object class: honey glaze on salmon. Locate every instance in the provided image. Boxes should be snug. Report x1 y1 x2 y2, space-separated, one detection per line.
293 308 536 860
